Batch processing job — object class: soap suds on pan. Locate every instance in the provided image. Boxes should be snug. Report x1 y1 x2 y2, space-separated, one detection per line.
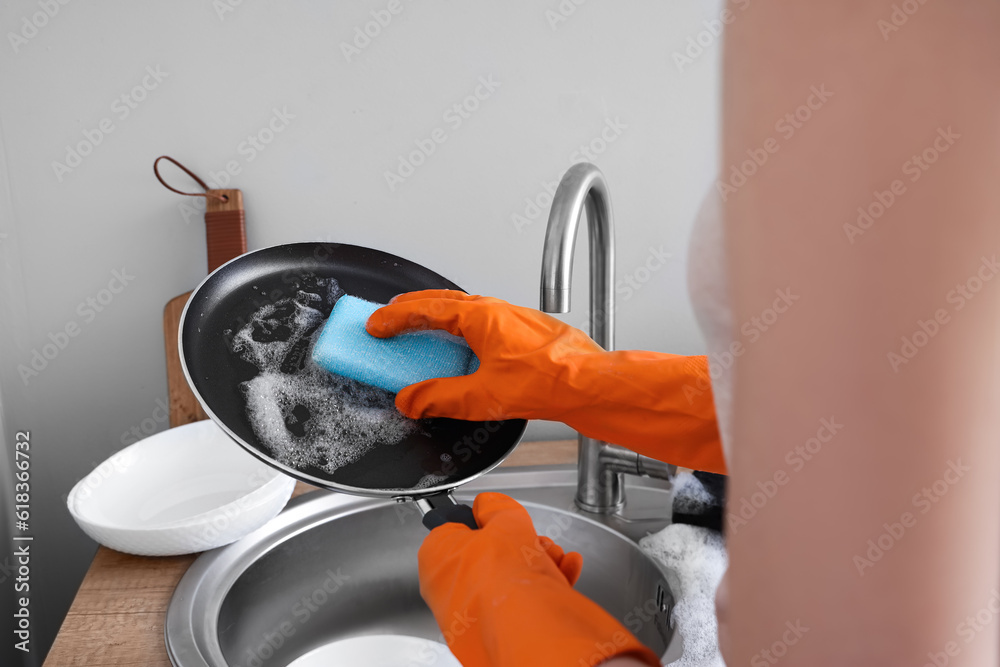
390 472 450 492
231 276 419 476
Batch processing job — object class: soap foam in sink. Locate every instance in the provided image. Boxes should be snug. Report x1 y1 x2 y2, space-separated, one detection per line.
231 277 418 475
640 523 728 667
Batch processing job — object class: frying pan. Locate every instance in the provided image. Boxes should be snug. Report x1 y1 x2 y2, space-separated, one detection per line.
179 242 527 529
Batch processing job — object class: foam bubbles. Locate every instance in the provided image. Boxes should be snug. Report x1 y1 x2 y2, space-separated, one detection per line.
640 523 728 667
671 471 717 515
397 473 449 492
232 277 417 476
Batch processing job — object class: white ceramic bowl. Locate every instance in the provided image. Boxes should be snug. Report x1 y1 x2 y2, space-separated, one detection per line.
67 419 296 556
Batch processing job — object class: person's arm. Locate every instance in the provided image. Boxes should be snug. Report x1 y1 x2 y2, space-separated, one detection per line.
723 1 1000 664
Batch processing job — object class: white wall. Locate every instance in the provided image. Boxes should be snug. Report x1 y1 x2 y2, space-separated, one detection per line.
0 1 722 663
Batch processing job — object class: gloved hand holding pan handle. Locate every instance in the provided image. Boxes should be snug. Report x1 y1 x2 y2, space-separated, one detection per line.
419 492 661 667
367 290 726 475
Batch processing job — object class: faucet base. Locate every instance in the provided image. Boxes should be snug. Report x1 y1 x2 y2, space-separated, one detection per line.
574 440 678 514
574 495 626 515
574 436 626 513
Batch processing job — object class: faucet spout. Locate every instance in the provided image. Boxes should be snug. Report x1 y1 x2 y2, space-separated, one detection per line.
540 163 625 513
540 163 615 348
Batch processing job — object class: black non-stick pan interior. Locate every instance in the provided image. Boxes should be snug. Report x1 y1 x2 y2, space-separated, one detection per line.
180 242 526 497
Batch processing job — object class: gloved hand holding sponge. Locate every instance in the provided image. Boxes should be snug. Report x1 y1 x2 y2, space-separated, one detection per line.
366 289 726 475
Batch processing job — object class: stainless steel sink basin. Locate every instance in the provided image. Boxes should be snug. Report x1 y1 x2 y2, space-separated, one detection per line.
166 465 681 666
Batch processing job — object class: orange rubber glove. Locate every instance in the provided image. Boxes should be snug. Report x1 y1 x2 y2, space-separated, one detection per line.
419 492 661 667
366 290 726 474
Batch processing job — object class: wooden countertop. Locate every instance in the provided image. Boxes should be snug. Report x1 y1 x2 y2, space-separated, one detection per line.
42 440 578 667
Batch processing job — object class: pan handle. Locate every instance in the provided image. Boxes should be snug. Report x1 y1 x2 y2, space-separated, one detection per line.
414 492 479 531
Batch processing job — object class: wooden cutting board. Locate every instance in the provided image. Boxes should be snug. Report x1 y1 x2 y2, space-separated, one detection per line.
163 188 245 427
164 291 207 427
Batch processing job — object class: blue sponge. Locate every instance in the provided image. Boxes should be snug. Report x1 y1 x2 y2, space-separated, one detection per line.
311 295 479 394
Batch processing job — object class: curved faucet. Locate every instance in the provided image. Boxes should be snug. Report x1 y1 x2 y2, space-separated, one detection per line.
541 163 673 514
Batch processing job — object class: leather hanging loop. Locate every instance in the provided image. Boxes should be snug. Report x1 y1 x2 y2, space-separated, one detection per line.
153 156 247 272
153 155 228 202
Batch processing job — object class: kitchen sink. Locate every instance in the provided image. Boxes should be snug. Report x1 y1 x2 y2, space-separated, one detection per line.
165 465 682 666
